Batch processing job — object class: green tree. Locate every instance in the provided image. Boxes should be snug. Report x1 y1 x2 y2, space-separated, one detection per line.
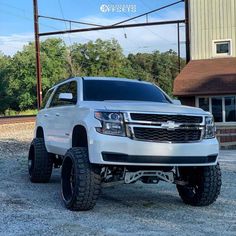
0 38 185 114
128 50 185 96
0 52 11 114
127 53 154 82
71 39 133 78
6 38 70 111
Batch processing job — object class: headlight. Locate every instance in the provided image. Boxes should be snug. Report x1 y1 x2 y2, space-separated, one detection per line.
204 116 216 139
95 111 126 136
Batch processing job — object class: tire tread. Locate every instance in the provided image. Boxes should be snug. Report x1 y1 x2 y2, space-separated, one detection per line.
62 147 101 211
29 138 53 183
177 163 221 206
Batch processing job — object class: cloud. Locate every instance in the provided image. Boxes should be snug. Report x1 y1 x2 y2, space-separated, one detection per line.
0 34 34 56
0 8 185 56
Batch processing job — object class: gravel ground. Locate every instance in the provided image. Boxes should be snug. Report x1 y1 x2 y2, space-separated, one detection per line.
0 123 235 236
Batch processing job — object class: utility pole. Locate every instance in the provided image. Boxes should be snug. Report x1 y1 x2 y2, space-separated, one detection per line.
177 22 181 73
33 0 42 110
185 0 190 62
32 0 185 107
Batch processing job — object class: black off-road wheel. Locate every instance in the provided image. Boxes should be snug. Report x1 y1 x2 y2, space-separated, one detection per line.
177 163 221 206
61 147 101 211
28 138 53 183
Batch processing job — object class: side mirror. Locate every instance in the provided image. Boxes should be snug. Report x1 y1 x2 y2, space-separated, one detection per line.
172 99 181 105
59 93 73 101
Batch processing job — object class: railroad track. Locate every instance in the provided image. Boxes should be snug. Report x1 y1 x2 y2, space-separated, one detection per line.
0 115 36 125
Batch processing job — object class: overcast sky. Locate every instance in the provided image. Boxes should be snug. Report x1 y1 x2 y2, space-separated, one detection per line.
0 0 186 56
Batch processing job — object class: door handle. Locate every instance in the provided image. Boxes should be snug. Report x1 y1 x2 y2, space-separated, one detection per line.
44 114 48 117
56 113 60 117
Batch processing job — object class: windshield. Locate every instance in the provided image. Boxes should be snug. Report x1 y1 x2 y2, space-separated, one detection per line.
83 79 170 103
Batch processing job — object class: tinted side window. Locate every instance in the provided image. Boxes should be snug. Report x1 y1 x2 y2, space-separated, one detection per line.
68 81 77 105
50 83 69 107
41 89 54 109
50 81 77 107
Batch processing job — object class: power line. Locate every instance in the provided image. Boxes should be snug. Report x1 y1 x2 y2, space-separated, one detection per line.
39 15 104 27
57 0 75 76
31 0 186 108
0 7 89 55
107 0 177 44
112 0 184 26
56 1 124 49
43 1 141 47
0 8 62 32
0 1 90 42
37 3 143 54
34 0 184 55
0 1 27 13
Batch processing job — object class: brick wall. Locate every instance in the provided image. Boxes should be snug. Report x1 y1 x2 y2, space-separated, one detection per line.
216 125 236 149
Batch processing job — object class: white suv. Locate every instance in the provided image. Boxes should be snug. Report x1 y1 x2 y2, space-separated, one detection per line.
28 77 221 211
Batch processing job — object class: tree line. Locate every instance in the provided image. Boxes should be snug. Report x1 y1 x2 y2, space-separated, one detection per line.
0 38 185 115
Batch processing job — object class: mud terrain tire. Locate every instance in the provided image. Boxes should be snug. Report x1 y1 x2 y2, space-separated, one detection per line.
28 138 53 183
177 163 221 206
61 147 101 211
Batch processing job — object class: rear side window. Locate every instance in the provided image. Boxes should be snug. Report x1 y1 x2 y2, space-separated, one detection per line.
68 81 77 104
41 89 54 109
49 81 77 107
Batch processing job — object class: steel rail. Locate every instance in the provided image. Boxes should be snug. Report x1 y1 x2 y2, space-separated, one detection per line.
0 115 36 125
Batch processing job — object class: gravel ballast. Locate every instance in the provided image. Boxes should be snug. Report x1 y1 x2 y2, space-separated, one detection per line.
0 123 236 236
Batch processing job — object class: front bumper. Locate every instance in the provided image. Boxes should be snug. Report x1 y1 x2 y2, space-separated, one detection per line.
102 153 217 164
88 129 219 166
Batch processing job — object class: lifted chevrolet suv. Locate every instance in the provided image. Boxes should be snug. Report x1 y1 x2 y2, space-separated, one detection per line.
28 77 221 211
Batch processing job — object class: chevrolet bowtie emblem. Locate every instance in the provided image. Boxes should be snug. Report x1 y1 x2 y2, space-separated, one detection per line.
161 121 179 130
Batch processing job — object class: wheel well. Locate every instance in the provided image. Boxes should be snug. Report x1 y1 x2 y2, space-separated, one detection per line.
36 127 44 138
72 125 88 148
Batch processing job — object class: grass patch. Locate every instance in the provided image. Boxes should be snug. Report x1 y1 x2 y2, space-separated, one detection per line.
1 109 38 116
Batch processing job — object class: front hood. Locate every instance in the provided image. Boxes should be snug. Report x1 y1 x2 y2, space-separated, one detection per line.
82 101 207 116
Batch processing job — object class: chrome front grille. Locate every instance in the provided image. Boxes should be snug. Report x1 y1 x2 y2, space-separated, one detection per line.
125 112 204 143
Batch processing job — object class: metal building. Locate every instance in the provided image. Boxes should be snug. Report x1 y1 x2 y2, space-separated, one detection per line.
190 0 236 60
